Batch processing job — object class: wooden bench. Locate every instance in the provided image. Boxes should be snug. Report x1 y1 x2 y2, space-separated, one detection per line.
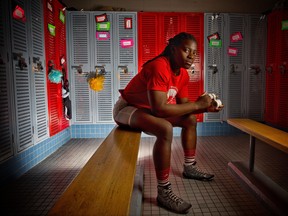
227 118 288 172
48 126 142 216
227 118 288 215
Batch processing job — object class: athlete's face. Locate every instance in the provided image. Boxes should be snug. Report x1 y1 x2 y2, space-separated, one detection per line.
172 39 197 69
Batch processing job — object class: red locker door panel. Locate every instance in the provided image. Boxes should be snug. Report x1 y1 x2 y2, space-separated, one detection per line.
183 13 204 122
54 0 69 130
138 13 160 72
277 10 288 128
44 0 68 136
265 12 279 124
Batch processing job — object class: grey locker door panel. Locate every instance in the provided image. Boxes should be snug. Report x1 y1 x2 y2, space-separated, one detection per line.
0 0 13 162
11 0 33 151
204 13 225 122
68 12 92 123
30 0 49 142
93 12 114 123
246 15 266 121
226 14 245 119
115 13 137 93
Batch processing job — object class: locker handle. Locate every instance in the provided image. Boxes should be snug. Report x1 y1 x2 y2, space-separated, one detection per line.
279 65 286 75
118 65 128 74
249 66 261 75
208 65 218 74
33 57 43 72
72 65 83 74
265 66 273 74
95 65 106 75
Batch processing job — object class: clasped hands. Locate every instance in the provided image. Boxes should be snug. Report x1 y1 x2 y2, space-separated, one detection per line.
196 92 224 113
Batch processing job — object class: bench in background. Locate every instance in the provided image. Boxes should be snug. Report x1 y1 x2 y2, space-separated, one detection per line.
48 126 142 216
227 118 288 216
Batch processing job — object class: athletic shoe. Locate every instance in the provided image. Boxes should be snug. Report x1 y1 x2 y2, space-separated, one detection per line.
157 183 192 214
183 164 214 181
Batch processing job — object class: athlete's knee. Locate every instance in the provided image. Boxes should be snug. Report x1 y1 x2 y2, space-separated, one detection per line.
183 114 197 128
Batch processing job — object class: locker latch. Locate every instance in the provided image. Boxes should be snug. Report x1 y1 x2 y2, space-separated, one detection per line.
33 57 44 72
72 65 83 74
95 65 106 75
118 65 128 74
249 65 261 75
208 65 218 74
13 52 27 70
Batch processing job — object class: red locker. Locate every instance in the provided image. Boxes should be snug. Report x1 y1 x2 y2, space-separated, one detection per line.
44 0 69 136
265 9 288 129
138 12 204 122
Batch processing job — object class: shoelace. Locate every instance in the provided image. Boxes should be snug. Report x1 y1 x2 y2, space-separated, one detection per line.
166 188 184 205
192 167 208 176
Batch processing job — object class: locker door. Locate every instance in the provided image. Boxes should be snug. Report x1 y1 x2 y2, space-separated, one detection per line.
225 14 246 119
265 12 279 124
10 0 33 151
44 0 62 136
30 0 49 143
277 10 288 128
0 0 14 161
182 13 204 122
54 0 69 130
138 12 160 73
246 15 266 121
114 12 137 98
67 12 92 123
160 13 181 52
92 12 114 123
204 13 225 122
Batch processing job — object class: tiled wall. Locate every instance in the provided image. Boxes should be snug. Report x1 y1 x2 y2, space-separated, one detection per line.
0 128 71 185
70 122 241 138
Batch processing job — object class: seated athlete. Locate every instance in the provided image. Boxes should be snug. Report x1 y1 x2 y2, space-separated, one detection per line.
113 32 224 214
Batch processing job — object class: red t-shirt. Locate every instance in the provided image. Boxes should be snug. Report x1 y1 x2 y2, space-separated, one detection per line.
122 56 189 109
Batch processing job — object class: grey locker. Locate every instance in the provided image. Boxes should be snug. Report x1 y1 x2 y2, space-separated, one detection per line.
67 11 138 124
204 13 266 122
225 14 246 119
30 0 49 143
204 13 225 122
3 0 49 156
245 15 266 121
10 0 34 151
0 0 14 162
67 12 92 123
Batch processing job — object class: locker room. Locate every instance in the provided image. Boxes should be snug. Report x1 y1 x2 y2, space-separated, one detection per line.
0 0 287 215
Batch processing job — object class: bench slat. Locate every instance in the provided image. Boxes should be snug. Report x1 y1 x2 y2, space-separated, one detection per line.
48 126 142 216
227 118 288 153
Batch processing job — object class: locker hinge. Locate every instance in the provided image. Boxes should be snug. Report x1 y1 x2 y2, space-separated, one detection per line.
7 52 9 62
32 126 34 134
29 57 31 65
12 134 14 145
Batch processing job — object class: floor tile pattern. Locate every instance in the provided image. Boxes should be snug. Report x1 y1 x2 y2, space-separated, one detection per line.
1 134 287 216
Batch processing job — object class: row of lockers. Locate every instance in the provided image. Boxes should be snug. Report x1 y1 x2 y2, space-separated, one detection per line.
1 0 287 163
67 12 269 124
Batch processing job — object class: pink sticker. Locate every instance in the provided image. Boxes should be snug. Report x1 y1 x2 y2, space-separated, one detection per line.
13 5 26 22
230 32 243 42
96 32 110 40
120 39 134 48
228 47 238 56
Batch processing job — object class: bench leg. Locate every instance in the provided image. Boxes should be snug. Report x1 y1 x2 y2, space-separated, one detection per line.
249 136 256 172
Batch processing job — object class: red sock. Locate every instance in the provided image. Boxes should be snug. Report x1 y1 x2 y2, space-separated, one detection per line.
184 149 196 166
156 167 170 187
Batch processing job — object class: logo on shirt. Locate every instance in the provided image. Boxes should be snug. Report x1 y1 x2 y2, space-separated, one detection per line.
167 86 178 104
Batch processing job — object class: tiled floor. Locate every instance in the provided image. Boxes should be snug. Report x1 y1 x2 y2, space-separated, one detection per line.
1 134 288 215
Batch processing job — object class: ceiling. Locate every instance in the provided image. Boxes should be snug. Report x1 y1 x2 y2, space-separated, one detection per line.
61 0 285 14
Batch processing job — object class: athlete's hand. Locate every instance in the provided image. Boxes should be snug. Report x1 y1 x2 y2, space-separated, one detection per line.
207 104 224 112
196 93 212 110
